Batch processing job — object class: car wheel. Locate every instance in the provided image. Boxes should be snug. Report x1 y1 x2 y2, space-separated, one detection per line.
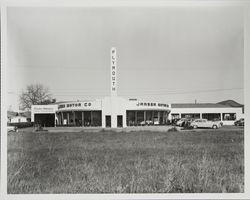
193 125 198 129
212 125 218 129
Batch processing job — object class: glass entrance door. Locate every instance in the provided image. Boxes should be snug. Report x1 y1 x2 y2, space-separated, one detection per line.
117 115 123 127
105 115 111 127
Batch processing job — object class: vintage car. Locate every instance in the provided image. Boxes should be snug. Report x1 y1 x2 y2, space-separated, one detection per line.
176 118 186 127
212 118 223 127
190 119 222 129
145 120 154 125
140 120 154 126
234 118 244 126
7 125 17 132
176 118 194 127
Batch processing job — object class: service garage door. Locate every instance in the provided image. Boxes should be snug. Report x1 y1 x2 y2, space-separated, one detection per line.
34 113 55 127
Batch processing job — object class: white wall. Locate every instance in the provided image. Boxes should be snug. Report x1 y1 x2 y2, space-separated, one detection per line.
101 96 127 128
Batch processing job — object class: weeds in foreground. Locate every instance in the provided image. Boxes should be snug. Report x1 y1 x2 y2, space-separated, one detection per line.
7 130 244 193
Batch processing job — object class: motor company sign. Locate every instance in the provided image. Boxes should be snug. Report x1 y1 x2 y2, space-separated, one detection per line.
57 101 102 111
58 102 92 109
136 102 169 108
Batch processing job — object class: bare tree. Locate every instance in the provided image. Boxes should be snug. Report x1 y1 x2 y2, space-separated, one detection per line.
19 84 55 111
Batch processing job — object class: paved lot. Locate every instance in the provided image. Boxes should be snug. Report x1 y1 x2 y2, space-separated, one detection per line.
16 124 244 133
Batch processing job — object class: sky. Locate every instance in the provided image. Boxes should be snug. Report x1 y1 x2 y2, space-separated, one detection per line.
7 6 244 111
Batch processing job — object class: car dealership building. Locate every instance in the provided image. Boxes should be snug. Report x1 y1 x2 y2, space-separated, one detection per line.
31 48 243 128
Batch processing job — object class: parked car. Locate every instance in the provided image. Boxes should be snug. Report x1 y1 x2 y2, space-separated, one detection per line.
176 118 194 127
7 125 17 132
172 118 179 125
140 120 154 126
176 118 186 127
145 120 153 126
212 118 223 127
153 118 159 125
234 118 244 126
140 121 146 126
190 119 222 129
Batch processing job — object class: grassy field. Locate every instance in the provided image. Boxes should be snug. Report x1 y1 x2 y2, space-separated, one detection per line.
7 126 244 193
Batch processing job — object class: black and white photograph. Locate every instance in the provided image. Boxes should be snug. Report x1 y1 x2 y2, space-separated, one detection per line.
1 0 250 198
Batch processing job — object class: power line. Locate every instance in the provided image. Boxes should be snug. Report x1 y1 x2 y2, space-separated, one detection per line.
51 87 243 96
120 88 244 96
36 87 244 92
7 87 243 97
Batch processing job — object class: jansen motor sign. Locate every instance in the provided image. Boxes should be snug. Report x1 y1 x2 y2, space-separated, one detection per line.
127 101 170 110
136 102 169 108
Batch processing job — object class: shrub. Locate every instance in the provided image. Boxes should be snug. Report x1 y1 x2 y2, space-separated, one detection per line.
168 127 178 132
8 122 33 128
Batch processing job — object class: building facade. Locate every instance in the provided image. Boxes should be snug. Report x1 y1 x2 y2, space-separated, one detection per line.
31 100 243 127
31 97 171 128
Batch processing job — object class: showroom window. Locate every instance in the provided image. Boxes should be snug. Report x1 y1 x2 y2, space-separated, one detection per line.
222 113 236 121
181 113 200 119
202 113 220 121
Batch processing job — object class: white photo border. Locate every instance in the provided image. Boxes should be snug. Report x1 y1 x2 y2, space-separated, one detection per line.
1 0 250 199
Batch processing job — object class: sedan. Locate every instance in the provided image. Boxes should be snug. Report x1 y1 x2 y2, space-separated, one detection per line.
190 119 222 129
176 118 186 127
234 118 244 126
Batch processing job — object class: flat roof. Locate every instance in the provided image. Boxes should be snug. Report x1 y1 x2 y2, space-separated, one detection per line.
171 103 232 108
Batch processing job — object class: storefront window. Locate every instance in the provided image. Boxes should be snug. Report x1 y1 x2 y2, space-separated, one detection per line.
222 113 236 121
171 114 180 119
202 113 220 121
127 111 136 126
181 113 200 119
126 110 168 126
137 111 144 124
92 111 102 126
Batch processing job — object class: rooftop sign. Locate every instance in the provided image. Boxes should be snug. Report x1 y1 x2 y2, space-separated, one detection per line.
58 102 91 109
136 102 169 108
111 47 117 96
57 101 102 111
126 101 170 111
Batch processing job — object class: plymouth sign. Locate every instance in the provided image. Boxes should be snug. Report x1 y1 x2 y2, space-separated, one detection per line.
111 47 117 96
